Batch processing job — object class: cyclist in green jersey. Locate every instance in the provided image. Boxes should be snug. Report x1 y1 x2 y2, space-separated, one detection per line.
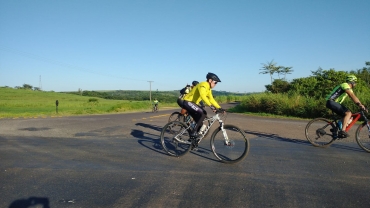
153 98 159 110
183 72 225 139
326 74 366 138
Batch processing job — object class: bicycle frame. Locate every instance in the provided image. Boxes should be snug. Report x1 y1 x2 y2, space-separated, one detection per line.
337 110 370 139
353 110 370 136
199 113 224 139
173 112 228 145
344 112 362 131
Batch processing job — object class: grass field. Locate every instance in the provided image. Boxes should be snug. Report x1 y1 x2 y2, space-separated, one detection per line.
0 88 177 118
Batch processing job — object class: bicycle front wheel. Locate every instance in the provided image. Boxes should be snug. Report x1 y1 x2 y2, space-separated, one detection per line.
355 122 370 153
210 124 249 164
160 121 192 157
305 118 335 147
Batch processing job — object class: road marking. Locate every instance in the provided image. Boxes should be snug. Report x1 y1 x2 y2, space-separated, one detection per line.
149 114 170 118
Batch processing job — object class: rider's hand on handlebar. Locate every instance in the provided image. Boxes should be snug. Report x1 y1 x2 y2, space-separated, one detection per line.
210 105 217 112
359 104 367 112
218 108 226 114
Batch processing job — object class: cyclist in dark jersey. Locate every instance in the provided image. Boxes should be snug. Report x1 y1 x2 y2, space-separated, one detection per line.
326 74 366 138
177 81 199 111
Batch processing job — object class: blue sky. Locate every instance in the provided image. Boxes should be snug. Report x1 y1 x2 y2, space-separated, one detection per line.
1 0 369 93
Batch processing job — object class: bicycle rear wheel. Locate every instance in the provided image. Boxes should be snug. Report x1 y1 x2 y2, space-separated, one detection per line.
210 124 249 164
355 122 370 153
160 121 192 157
168 112 185 123
305 118 335 147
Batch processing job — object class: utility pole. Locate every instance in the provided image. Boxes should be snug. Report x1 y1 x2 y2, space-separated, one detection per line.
39 75 42 90
148 81 153 103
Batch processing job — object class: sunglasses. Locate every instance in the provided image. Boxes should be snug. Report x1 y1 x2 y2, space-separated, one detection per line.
212 81 218 84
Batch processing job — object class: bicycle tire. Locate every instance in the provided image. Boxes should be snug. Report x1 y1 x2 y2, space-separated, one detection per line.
305 118 336 147
210 124 249 164
160 121 192 157
355 122 370 153
168 112 185 123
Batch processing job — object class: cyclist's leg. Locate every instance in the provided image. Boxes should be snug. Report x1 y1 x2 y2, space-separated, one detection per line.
177 98 188 115
177 98 184 108
183 101 206 136
326 100 350 136
180 108 187 115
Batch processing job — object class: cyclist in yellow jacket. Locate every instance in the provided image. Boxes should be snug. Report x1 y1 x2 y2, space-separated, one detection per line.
183 72 225 139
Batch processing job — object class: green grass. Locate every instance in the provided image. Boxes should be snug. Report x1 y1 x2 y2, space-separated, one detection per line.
0 88 177 118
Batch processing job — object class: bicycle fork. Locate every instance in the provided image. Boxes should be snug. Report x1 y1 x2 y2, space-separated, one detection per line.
361 112 370 139
219 121 232 146
365 123 370 139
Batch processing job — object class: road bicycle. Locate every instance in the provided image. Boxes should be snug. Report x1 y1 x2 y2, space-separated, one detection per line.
152 104 158 113
160 110 250 164
305 108 370 152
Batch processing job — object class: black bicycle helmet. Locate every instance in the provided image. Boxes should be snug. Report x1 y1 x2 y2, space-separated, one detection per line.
206 72 221 82
192 81 199 86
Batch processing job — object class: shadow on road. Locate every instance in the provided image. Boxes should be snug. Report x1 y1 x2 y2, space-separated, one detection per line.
244 130 310 145
188 145 220 163
244 130 366 153
9 197 50 208
135 122 162 132
327 143 365 153
130 128 167 156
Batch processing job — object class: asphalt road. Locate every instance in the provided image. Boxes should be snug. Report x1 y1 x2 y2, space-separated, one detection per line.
1 104 370 208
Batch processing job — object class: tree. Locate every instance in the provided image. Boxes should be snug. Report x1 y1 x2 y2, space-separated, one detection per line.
352 61 370 87
22 84 33 90
265 79 290 93
281 66 294 80
259 60 280 84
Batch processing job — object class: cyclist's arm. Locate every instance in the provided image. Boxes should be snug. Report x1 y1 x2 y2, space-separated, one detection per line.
198 86 221 109
346 89 365 109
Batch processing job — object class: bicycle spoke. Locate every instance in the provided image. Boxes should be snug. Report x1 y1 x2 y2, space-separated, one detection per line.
211 124 249 164
160 121 191 157
168 112 184 123
305 118 335 147
356 122 370 153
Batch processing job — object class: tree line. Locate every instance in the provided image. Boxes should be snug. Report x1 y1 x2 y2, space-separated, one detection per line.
65 89 245 103
237 61 370 118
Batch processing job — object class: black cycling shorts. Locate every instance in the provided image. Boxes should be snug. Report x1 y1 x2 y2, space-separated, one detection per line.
177 98 184 108
326 100 349 117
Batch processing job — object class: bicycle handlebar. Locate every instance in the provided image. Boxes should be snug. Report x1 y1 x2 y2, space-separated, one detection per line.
215 108 227 114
